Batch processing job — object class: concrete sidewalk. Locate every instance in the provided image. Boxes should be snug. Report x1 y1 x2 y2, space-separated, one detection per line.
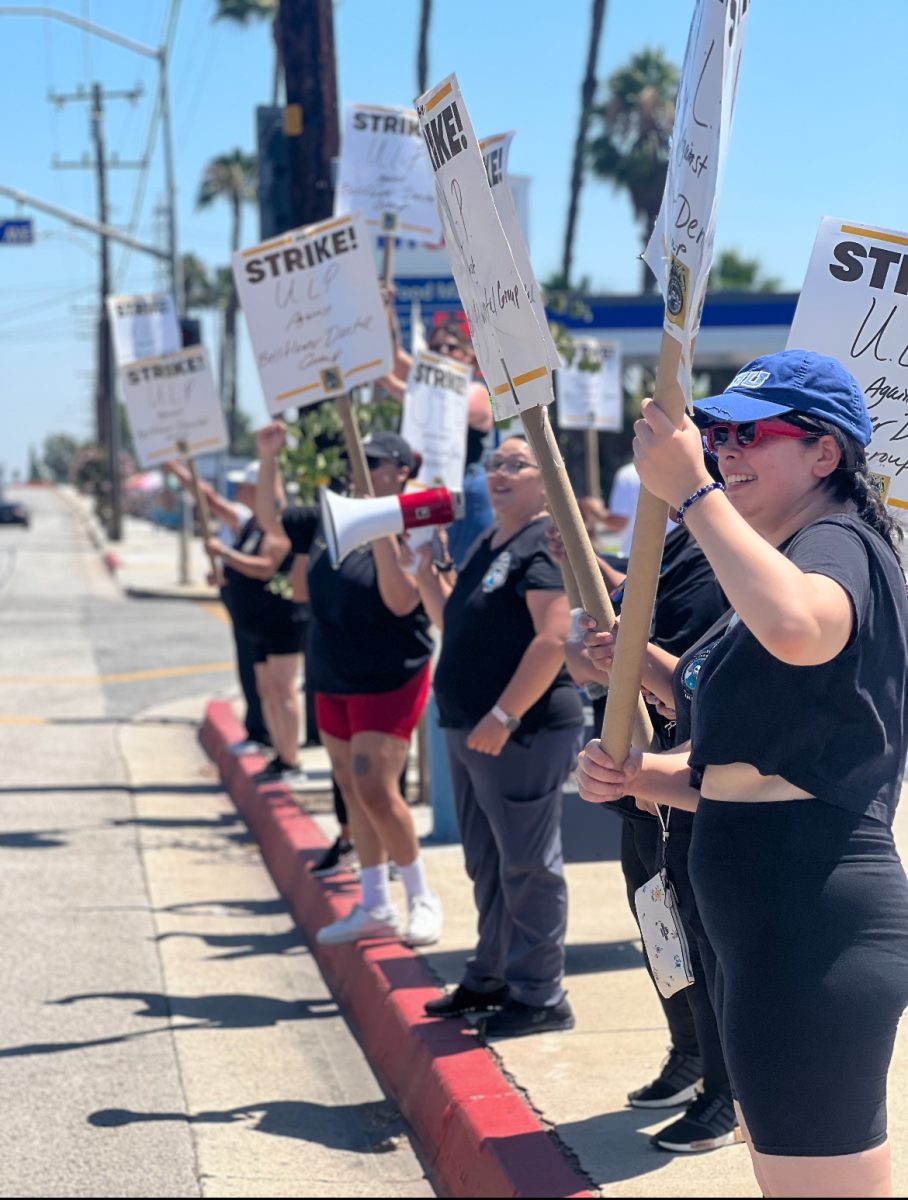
64 485 908 1196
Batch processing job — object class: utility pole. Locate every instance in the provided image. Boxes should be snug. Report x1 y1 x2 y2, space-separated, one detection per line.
277 0 340 228
49 81 143 542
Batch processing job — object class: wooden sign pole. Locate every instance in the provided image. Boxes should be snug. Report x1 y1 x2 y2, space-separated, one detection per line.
599 333 686 761
335 392 374 498
521 404 653 747
585 426 601 500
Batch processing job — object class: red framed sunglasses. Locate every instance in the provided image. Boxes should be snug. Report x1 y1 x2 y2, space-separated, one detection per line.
704 419 820 455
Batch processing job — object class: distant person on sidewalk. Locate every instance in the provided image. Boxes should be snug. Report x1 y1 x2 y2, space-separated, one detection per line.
203 461 308 787
255 423 443 949
165 459 271 757
414 434 582 1039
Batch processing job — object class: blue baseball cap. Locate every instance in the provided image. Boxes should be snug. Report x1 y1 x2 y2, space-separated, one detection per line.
693 349 872 447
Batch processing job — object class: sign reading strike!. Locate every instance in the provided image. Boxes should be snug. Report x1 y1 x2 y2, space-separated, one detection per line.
789 217 908 510
416 74 554 422
642 0 749 395
557 341 623 432
233 213 393 416
334 104 443 244
106 292 181 366
479 131 560 374
401 351 471 489
121 346 227 468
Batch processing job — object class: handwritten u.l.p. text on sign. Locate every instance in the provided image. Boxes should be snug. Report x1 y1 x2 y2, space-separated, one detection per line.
415 74 553 422
401 350 471 490
232 212 392 417
479 131 560 374
642 0 749 358
120 346 227 469
788 217 908 510
334 104 443 245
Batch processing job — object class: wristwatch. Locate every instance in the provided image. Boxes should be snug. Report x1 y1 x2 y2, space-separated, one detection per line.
491 704 521 733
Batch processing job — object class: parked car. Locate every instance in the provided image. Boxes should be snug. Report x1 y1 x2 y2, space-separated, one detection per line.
0 501 30 528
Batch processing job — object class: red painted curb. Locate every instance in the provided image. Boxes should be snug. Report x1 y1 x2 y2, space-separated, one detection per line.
201 699 593 1199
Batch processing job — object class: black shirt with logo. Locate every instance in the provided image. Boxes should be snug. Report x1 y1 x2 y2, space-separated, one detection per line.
683 515 908 826
434 516 583 736
600 524 728 822
282 505 433 696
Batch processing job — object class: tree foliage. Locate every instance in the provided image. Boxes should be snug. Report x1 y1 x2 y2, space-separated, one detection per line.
41 433 80 483
587 47 679 292
709 249 781 293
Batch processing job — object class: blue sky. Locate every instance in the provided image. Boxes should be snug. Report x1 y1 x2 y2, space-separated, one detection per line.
3 0 908 477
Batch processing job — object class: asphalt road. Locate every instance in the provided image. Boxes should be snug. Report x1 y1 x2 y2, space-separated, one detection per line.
0 489 432 1198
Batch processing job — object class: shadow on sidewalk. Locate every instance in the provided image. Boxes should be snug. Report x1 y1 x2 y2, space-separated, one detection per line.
89 1097 406 1153
557 1108 678 1186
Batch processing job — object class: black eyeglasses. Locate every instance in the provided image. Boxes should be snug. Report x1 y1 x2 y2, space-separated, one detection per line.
486 456 537 476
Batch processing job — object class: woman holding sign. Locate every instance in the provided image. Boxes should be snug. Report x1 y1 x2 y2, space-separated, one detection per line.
575 350 908 1196
255 423 443 949
415 434 583 1039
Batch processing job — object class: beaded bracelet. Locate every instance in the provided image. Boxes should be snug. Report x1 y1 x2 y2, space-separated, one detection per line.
676 480 725 524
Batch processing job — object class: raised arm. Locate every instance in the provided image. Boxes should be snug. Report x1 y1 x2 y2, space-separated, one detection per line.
254 422 288 536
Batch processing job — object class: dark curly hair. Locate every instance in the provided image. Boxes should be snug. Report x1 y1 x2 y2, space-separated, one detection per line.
780 413 903 559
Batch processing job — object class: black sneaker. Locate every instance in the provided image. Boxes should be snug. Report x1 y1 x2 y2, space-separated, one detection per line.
627 1048 702 1108
254 755 284 781
310 837 358 878
650 1092 741 1153
424 984 509 1019
480 997 575 1040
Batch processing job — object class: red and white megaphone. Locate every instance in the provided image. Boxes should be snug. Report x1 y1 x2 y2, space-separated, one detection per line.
319 485 464 568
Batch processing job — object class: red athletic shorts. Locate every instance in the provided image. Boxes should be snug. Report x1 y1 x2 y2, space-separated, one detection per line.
315 664 431 743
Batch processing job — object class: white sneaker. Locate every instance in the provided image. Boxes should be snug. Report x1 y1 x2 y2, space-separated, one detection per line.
228 738 269 757
405 893 443 947
316 903 402 946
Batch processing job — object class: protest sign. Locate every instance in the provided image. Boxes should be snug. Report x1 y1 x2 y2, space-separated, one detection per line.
334 104 443 246
415 74 554 422
788 217 908 510
556 341 622 432
106 292 180 366
401 350 471 488
232 213 392 417
602 0 749 766
479 131 560 372
120 346 227 468
642 0 749 399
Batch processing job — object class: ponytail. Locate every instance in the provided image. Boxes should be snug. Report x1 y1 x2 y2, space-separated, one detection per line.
785 415 904 559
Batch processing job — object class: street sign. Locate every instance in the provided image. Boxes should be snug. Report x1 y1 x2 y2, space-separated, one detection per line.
0 219 33 244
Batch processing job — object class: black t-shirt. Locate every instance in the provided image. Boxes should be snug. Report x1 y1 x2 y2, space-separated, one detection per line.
688 515 908 826
434 517 583 735
282 505 433 695
604 525 728 822
224 515 305 630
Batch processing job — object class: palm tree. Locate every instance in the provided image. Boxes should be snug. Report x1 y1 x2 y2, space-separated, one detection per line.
416 0 433 95
214 0 282 105
587 48 679 293
197 151 257 452
561 0 608 289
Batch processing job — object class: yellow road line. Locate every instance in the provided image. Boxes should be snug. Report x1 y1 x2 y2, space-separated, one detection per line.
0 715 47 725
0 662 233 686
200 602 230 625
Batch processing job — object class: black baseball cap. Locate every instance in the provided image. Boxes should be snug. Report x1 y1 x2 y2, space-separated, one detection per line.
361 431 417 471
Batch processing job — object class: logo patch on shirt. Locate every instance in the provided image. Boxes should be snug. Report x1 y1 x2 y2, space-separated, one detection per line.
482 550 513 593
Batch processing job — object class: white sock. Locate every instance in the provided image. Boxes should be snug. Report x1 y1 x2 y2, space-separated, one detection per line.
361 864 392 915
397 855 432 904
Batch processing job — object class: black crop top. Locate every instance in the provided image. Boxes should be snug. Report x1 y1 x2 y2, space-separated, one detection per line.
685 515 908 826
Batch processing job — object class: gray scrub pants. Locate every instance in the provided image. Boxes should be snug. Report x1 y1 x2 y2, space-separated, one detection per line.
444 725 580 1008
